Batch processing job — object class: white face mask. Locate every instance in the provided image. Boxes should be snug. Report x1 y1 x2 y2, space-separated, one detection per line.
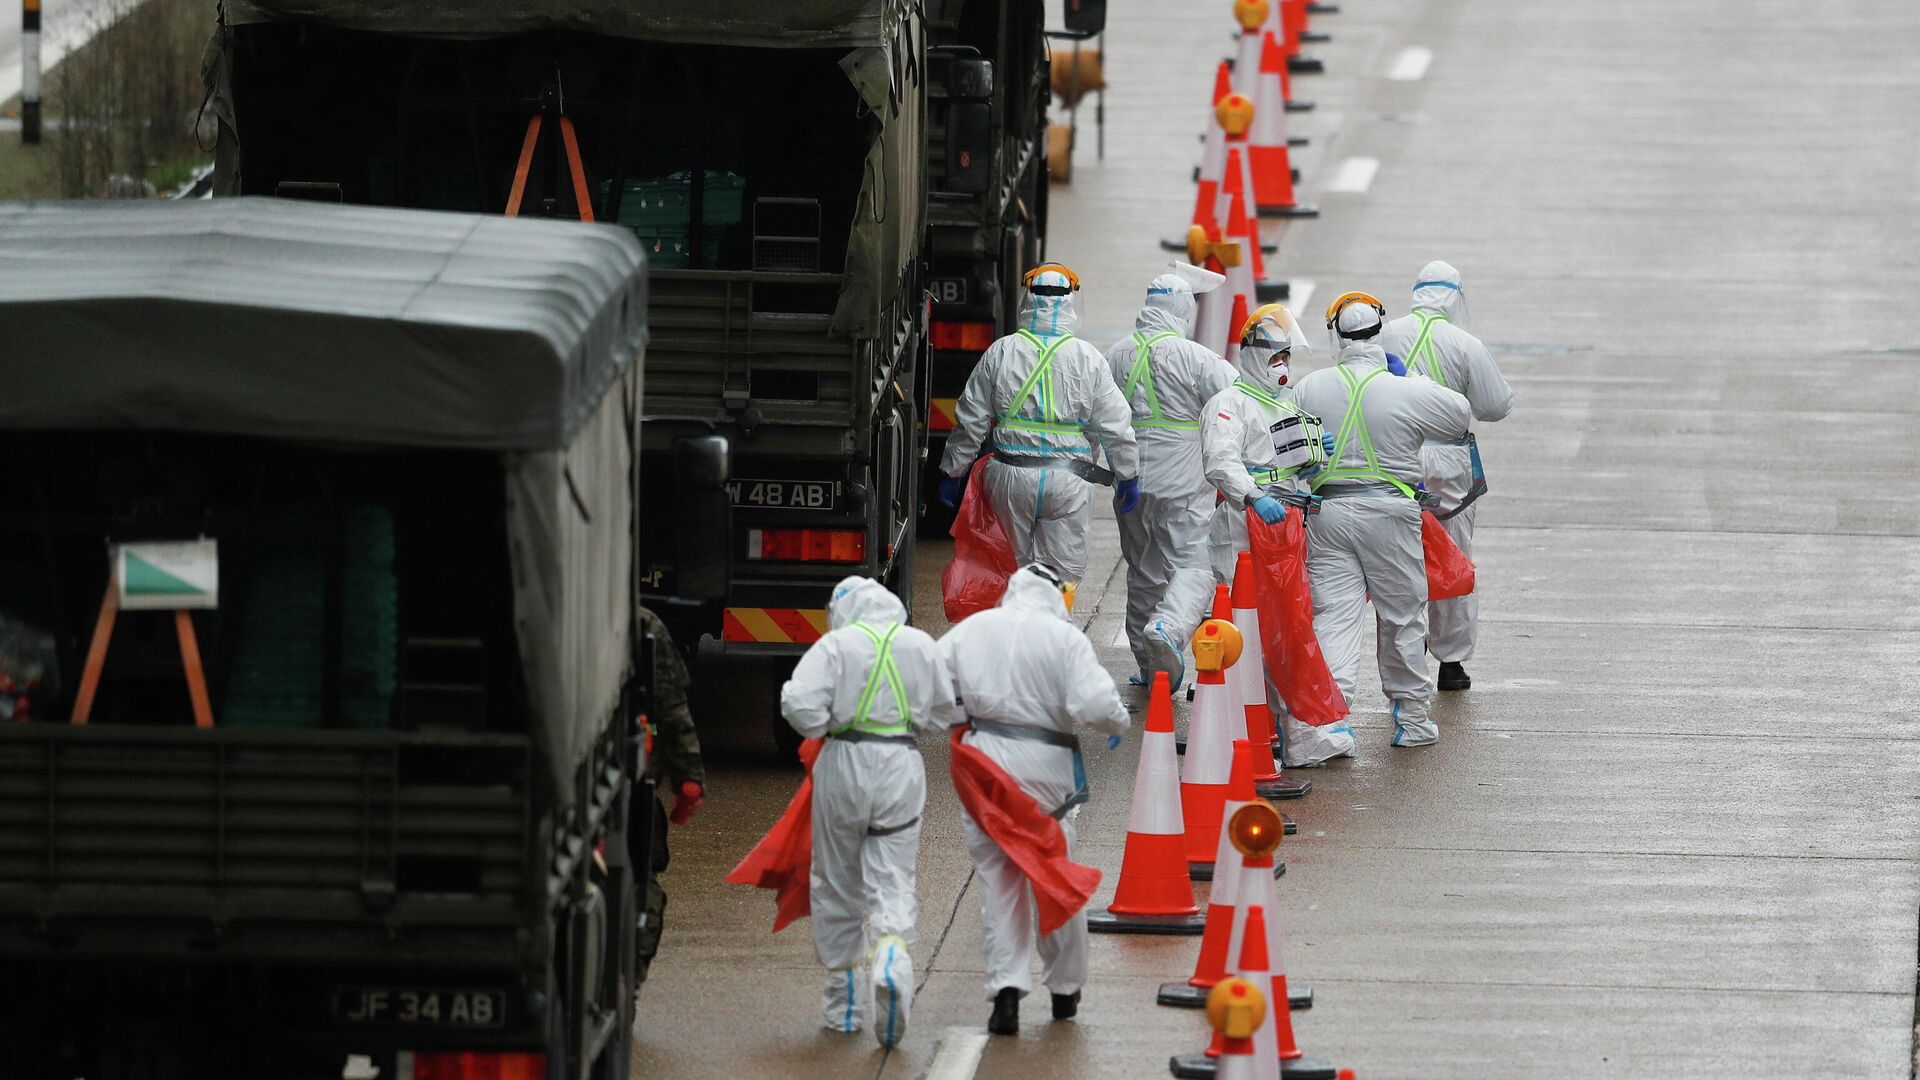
1268 349 1292 386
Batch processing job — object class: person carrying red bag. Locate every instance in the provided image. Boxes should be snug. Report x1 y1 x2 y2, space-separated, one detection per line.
940 563 1130 1037
1292 294 1471 749
771 576 958 1048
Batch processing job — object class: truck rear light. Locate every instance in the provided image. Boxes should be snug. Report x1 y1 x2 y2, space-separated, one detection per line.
401 1051 546 1080
930 320 995 351
747 528 867 563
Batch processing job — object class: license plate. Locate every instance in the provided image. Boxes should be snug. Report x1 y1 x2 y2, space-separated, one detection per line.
929 276 971 305
332 986 507 1029
727 479 839 510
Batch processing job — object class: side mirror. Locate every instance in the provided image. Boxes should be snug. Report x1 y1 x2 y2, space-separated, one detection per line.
946 101 993 194
670 435 731 602
1063 0 1107 37
946 58 993 102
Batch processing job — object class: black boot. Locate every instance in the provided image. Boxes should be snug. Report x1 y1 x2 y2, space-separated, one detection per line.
1438 661 1471 691
987 987 1019 1035
1051 990 1080 1020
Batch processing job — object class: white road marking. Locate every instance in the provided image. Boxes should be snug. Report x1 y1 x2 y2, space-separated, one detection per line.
1325 157 1380 193
926 1028 990 1080
1288 280 1316 323
1387 45 1433 81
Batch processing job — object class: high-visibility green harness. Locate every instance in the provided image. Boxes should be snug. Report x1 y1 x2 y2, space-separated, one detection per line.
1309 365 1418 499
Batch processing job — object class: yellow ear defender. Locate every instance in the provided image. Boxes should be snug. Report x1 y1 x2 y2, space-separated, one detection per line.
1324 291 1386 329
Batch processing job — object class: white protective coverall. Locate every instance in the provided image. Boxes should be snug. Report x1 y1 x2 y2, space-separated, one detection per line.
1379 261 1514 664
780 577 960 1042
1104 274 1237 686
938 271 1141 582
1199 308 1356 767
1291 305 1472 747
940 568 1130 1002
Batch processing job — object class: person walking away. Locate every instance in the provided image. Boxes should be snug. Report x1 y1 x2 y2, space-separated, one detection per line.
634 607 705 984
936 265 1143 585
941 564 1130 1035
1291 295 1471 748
1379 261 1513 691
1200 303 1356 766
1104 268 1238 688
778 577 959 1047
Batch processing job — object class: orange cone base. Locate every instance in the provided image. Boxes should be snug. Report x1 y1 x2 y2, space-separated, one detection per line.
1188 859 1287 883
1254 774 1312 800
1157 978 1313 1011
1094 834 1205 934
1170 1052 1338 1079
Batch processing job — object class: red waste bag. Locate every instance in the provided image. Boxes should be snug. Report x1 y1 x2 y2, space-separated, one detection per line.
1244 509 1349 726
948 727 1102 936
724 737 825 932
941 457 1017 623
1423 510 1476 601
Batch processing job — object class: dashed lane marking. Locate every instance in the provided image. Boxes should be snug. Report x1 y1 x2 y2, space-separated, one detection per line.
1326 157 1380 193
925 1028 990 1080
1388 45 1433 81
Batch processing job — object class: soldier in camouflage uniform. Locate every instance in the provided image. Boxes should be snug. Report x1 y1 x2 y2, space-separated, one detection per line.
635 606 706 983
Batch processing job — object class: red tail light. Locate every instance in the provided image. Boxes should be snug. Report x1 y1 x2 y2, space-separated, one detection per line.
930 320 995 351
404 1051 546 1080
747 528 867 563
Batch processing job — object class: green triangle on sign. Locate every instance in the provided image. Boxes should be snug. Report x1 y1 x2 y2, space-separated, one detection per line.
124 552 205 597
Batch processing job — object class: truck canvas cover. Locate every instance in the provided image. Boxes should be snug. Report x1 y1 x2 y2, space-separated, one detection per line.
0 198 645 797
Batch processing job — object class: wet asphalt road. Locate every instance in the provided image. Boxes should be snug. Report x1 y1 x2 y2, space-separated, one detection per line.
634 0 1920 1076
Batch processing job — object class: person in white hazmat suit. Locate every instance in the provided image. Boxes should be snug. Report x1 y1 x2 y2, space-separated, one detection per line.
1103 266 1238 689
1379 261 1514 691
1199 304 1357 767
1290 295 1471 748
941 564 1130 1036
779 576 960 1047
937 265 1143 584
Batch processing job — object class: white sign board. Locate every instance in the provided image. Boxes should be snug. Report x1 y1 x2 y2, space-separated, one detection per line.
115 540 219 611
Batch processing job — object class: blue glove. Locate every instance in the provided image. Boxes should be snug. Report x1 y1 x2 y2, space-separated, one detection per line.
1115 476 1142 514
1386 352 1407 376
937 474 966 509
1320 432 1336 456
1251 494 1289 524
1107 734 1124 750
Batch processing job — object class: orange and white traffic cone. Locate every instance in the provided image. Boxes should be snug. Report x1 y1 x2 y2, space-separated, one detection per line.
1259 0 1315 112
1091 672 1206 935
1190 225 1243 361
1158 741 1307 1009
1250 33 1317 218
1280 0 1326 75
1233 2 1307 146
1232 552 1311 800
1181 617 1242 877
1192 60 1234 235
1215 97 1291 304
1201 977 1277 1080
1170 803 1338 1080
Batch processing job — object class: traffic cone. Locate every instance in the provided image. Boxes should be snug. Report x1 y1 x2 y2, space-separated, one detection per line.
1090 672 1206 935
1222 293 1249 365
1250 33 1318 219
1177 582 1236 755
1232 2 1307 147
1179 583 1304 831
1170 804 1338 1080
1191 61 1234 235
1202 977 1277 1080
1190 225 1241 361
1158 742 1306 1010
1281 0 1326 75
1181 618 1241 877
1260 0 1315 111
1233 552 1310 800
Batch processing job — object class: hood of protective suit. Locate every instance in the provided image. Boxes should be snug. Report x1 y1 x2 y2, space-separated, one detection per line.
1136 274 1196 338
1411 259 1470 327
827 575 906 630
1019 269 1081 339
999 567 1071 622
1337 340 1389 369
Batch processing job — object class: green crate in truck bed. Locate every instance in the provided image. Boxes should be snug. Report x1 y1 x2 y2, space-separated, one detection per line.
601 171 745 229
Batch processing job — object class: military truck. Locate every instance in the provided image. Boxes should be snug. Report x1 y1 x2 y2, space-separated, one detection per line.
201 0 1102 709
0 198 716 1079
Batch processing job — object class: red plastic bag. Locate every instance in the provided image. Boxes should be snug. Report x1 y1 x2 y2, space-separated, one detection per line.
724 737 824 932
948 727 1101 936
1423 510 1476 601
941 458 1017 623
1244 510 1349 726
